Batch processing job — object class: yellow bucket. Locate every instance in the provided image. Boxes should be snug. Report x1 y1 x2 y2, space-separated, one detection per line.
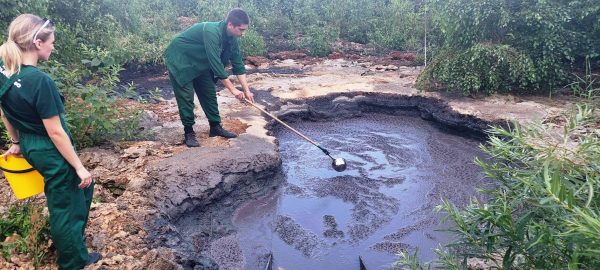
0 155 44 199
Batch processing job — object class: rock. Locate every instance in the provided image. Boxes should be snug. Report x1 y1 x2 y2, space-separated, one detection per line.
91 233 106 249
103 254 127 265
245 56 269 66
398 71 414 78
371 65 399 71
390 51 417 61
140 248 181 270
80 149 122 170
467 257 502 269
113 231 128 239
140 110 160 130
328 51 343 59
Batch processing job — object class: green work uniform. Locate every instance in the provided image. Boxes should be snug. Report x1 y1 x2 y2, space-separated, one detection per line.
164 20 246 127
0 63 93 270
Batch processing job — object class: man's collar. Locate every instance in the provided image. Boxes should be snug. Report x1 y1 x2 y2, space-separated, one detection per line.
219 21 229 38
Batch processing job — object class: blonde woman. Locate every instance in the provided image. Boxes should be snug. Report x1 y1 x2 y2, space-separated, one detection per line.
0 14 100 269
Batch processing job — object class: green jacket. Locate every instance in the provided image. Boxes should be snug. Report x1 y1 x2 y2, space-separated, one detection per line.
164 21 246 86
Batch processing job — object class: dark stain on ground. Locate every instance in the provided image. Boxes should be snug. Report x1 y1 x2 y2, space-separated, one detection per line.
249 88 283 111
117 64 303 101
274 215 325 258
118 64 173 100
323 215 344 239
246 68 304 75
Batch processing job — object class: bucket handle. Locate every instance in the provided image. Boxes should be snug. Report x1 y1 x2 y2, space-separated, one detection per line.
0 166 36 174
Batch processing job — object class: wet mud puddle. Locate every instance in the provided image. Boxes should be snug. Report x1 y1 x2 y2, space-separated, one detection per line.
232 112 488 270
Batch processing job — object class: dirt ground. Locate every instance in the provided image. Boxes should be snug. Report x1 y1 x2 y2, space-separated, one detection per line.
0 49 586 269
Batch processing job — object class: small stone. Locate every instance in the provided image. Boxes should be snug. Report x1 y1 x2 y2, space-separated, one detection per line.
113 231 128 239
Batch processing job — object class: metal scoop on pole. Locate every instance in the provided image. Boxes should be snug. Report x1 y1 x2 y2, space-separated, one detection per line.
244 99 347 172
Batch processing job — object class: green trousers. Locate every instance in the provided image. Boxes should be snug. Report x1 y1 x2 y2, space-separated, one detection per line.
21 132 93 270
168 71 221 128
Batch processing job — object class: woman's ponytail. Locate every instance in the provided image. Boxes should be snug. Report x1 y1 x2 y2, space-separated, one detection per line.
0 38 24 76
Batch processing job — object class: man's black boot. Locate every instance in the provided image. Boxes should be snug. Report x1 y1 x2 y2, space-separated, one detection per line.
82 252 102 268
184 132 200 147
209 123 237 138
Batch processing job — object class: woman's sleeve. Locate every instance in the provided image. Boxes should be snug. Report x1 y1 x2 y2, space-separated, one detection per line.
35 76 65 119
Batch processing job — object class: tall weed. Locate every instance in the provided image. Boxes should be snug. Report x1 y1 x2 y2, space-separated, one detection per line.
399 104 600 269
0 202 51 269
568 56 600 100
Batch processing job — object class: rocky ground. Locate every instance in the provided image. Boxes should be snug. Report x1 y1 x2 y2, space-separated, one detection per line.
0 48 582 269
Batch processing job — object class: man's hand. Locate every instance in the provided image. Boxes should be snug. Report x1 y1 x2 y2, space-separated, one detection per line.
230 88 245 101
244 89 254 103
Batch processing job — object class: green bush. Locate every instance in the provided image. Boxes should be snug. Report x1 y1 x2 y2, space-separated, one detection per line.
370 26 407 51
235 0 426 52
1 0 431 65
398 104 600 270
42 57 143 148
195 0 237 22
46 0 177 66
368 0 424 51
0 202 50 268
241 28 267 57
0 0 48 41
302 25 338 57
417 43 540 95
420 0 600 95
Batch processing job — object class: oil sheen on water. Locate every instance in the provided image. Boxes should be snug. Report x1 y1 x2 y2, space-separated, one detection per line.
233 112 488 270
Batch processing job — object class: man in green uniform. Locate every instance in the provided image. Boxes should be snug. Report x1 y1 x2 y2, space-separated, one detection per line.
164 8 255 147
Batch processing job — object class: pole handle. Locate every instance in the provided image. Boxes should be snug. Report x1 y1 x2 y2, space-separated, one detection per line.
245 99 321 146
244 99 334 160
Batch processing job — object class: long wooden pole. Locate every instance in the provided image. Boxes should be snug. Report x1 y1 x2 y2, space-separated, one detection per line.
245 99 333 158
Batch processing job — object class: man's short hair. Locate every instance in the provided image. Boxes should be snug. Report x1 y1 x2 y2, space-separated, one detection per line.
226 8 249 26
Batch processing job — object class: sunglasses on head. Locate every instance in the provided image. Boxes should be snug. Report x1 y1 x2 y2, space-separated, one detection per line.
32 18 52 43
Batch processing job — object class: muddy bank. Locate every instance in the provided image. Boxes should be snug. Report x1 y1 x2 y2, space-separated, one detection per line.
267 92 503 139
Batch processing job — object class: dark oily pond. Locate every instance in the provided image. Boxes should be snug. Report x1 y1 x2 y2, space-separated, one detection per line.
177 112 489 270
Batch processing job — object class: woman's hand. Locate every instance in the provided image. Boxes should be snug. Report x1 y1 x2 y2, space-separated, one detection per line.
75 166 93 189
2 144 21 160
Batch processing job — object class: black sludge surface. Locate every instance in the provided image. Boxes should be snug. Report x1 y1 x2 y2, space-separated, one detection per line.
232 112 488 270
